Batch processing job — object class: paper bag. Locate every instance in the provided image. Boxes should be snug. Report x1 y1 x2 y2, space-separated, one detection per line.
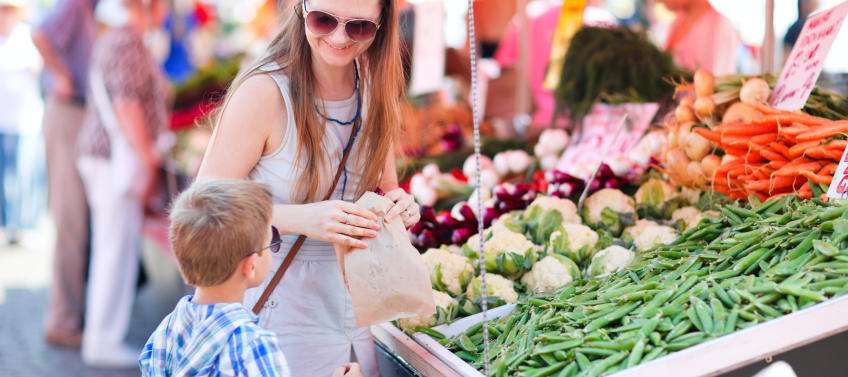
334 192 435 327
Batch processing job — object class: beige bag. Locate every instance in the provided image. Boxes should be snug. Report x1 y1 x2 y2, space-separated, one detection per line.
335 192 435 326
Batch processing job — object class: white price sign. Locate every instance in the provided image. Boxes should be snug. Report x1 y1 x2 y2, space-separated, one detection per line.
770 1 848 110
827 144 848 200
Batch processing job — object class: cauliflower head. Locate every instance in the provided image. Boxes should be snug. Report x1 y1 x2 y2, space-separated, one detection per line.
465 274 518 307
526 196 582 224
623 220 679 252
422 248 474 296
635 179 679 207
549 223 599 263
588 245 636 277
521 254 580 293
521 195 582 244
398 290 457 331
461 230 537 279
671 206 703 231
582 189 636 235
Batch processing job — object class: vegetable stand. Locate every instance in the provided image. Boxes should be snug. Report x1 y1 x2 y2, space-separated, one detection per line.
392 294 848 376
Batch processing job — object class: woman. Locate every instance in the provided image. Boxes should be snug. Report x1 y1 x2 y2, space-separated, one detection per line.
197 0 419 376
76 0 169 367
659 0 739 75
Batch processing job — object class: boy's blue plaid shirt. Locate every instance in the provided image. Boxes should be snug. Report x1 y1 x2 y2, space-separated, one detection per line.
139 296 290 377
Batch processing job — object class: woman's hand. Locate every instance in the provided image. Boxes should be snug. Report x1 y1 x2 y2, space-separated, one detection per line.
298 200 380 249
384 188 421 228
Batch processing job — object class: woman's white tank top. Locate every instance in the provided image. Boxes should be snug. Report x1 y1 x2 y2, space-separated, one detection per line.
249 64 365 207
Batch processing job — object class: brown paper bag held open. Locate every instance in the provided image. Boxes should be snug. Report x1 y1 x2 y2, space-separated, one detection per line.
334 192 435 327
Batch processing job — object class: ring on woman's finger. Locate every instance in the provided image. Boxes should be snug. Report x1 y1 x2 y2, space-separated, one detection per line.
343 213 351 224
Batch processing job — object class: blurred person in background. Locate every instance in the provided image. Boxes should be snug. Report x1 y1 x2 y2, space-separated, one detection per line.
493 0 617 133
0 0 41 245
76 0 169 367
31 0 97 349
783 0 819 63
657 0 739 75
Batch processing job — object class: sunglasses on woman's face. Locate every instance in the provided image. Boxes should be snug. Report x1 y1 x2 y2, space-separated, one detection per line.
250 225 281 257
302 0 381 42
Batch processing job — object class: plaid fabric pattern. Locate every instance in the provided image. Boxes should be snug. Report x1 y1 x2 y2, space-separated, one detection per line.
139 296 290 377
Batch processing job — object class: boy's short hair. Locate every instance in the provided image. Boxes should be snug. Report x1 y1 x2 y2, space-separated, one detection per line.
169 178 273 286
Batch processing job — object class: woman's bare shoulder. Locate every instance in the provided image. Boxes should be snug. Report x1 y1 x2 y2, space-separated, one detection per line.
220 73 287 134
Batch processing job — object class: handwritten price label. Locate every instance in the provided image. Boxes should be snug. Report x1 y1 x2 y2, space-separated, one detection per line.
770 1 848 110
827 143 848 200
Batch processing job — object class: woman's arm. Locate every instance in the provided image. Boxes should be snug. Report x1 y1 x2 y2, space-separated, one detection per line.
378 150 399 192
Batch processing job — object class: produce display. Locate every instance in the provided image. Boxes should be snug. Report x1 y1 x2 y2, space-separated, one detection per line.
400 180 701 332
436 196 848 376
661 69 848 201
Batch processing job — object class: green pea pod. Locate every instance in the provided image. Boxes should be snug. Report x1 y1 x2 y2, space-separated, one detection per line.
665 320 693 341
626 337 647 368
585 352 628 377
558 362 579 377
777 283 827 302
710 298 726 335
813 240 839 257
686 306 704 332
458 334 477 353
575 347 618 357
413 326 446 339
642 346 667 363
690 296 714 334
465 322 484 337
534 339 584 355
575 352 592 372
786 230 820 260
583 302 640 333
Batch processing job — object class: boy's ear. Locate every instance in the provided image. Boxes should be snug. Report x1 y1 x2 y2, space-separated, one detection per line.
241 254 259 280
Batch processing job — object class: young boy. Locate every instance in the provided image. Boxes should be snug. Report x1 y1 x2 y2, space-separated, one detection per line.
138 179 287 376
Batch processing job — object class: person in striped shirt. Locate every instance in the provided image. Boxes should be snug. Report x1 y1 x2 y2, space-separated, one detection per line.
139 179 361 376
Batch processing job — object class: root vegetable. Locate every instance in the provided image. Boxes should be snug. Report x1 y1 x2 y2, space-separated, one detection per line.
723 102 761 124
694 96 715 119
740 78 771 104
680 96 695 107
675 104 696 123
684 132 712 161
700 154 721 176
694 69 714 98
687 161 708 186
667 149 692 185
677 122 693 148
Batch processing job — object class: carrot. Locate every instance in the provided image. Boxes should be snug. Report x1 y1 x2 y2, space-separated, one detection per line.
795 120 848 142
749 190 768 202
729 191 749 200
723 146 751 156
754 114 827 127
788 140 823 159
779 123 810 137
806 147 843 160
771 143 792 160
693 127 722 143
820 163 838 176
751 133 779 145
768 160 788 170
798 182 813 199
772 161 825 177
760 149 788 162
718 122 778 136
749 103 783 115
798 170 833 184
825 139 848 150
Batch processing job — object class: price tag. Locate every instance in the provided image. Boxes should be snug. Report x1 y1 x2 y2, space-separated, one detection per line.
827 144 848 200
770 1 848 110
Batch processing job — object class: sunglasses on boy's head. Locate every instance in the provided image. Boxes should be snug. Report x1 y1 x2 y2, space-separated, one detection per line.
250 226 281 257
302 0 381 42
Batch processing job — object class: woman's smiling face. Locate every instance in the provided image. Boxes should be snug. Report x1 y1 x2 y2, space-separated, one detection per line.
303 0 382 68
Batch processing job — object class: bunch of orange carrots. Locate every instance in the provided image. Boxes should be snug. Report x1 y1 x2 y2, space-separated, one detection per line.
693 103 846 201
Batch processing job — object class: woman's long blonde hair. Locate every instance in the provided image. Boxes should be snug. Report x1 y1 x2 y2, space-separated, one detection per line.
215 0 403 203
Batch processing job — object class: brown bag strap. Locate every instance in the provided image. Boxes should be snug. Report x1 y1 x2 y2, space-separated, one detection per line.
252 118 360 315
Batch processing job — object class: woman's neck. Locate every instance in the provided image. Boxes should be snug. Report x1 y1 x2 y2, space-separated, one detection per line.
312 58 356 101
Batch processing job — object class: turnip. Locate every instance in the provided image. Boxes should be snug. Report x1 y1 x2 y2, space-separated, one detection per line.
694 96 715 119
675 104 696 123
700 154 721 177
687 161 708 186
739 78 770 104
684 132 711 161
694 69 714 98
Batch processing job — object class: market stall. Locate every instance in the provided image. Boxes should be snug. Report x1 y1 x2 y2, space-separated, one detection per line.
372 1 848 376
